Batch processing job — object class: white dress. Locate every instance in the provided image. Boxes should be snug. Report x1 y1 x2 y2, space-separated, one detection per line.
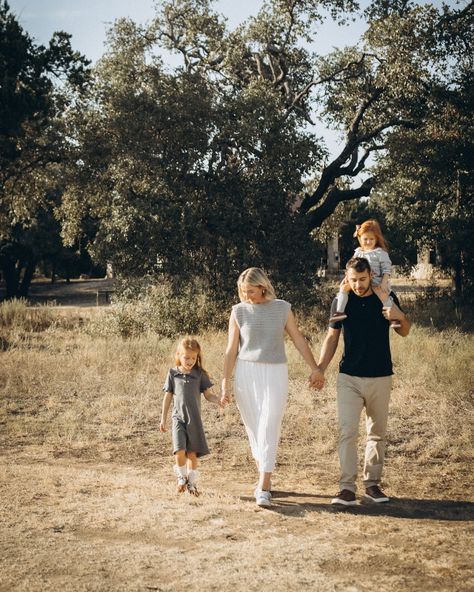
232 299 291 473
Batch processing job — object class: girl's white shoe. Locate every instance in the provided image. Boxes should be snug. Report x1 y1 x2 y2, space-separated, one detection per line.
187 482 200 496
175 475 187 493
187 469 200 496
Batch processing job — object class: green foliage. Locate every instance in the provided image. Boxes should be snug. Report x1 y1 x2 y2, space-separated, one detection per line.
371 60 474 296
95 278 230 338
60 1 326 291
3 0 472 301
0 1 91 297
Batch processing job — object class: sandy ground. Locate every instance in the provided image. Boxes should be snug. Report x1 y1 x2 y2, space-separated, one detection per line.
1 445 473 592
1 279 472 591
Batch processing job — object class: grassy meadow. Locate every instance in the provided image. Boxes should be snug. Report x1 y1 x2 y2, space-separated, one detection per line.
1 297 473 591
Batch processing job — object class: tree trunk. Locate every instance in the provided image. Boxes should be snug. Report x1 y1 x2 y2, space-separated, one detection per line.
1 259 20 299
453 252 465 302
18 259 36 298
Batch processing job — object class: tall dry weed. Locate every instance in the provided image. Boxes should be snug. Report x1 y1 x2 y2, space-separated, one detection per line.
1 305 472 492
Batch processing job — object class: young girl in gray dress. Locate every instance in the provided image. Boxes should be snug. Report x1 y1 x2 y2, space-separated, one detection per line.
160 337 223 495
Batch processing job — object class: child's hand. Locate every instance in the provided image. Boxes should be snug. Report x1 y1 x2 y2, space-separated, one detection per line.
159 421 167 432
382 305 404 322
220 392 231 407
339 275 351 292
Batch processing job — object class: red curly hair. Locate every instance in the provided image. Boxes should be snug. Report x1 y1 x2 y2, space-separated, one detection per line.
354 219 389 251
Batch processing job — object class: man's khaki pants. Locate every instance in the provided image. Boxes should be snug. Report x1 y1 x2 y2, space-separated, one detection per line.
336 373 393 492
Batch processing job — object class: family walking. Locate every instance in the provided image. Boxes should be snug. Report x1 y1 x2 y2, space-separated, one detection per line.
160 220 411 507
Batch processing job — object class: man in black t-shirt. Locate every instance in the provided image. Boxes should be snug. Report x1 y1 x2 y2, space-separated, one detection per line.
317 257 411 505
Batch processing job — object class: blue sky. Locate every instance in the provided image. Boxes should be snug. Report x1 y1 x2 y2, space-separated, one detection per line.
7 0 368 64
6 0 451 156
7 0 370 155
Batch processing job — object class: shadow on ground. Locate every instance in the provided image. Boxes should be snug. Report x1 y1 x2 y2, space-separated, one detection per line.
241 490 474 521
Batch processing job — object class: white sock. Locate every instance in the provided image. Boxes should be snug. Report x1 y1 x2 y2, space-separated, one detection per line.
176 464 187 478
187 469 199 484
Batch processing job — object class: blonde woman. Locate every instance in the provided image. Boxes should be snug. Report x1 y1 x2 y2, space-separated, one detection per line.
221 268 324 507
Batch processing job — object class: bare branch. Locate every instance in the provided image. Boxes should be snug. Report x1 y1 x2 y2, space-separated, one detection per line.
348 88 384 140
282 53 379 122
306 178 376 229
282 0 299 48
253 53 266 79
358 118 418 142
338 148 359 175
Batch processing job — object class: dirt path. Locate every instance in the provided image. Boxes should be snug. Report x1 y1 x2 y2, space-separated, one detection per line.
0 278 116 307
1 277 452 309
1 449 472 592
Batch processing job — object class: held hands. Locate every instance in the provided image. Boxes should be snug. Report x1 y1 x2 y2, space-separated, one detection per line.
214 394 228 408
309 368 325 390
220 378 233 407
219 393 231 407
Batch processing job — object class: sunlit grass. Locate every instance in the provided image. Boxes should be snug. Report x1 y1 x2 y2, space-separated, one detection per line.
1 300 472 497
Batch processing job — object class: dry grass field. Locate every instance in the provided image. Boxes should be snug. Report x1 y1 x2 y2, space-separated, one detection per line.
1 298 473 592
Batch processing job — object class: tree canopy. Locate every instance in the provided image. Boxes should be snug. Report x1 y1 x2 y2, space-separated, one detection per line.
1 0 473 299
0 0 90 297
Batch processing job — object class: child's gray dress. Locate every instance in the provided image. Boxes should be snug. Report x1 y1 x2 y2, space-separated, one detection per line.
163 367 213 457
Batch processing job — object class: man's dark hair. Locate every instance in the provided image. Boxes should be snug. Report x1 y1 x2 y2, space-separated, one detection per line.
346 257 371 273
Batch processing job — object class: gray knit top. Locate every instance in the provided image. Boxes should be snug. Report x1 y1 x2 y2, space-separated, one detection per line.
232 299 291 363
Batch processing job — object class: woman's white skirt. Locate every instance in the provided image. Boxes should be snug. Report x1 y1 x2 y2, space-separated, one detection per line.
234 359 288 473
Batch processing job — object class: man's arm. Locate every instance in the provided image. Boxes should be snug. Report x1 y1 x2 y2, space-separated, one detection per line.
382 303 411 337
318 327 341 372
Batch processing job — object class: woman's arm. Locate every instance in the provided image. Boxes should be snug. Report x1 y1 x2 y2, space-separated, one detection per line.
285 310 324 389
160 391 173 432
221 312 240 402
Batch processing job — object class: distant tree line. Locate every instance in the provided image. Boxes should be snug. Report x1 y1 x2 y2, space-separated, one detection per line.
1 0 472 300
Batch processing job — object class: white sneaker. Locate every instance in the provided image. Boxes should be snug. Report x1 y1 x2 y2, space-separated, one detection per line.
329 312 347 323
254 480 272 497
255 490 272 507
187 481 200 496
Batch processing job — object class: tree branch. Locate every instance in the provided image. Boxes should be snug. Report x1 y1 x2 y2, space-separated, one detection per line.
282 53 379 122
358 118 418 142
306 178 376 230
348 88 384 140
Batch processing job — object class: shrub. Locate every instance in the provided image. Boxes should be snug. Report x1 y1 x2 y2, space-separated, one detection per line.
0 299 56 332
95 279 230 337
